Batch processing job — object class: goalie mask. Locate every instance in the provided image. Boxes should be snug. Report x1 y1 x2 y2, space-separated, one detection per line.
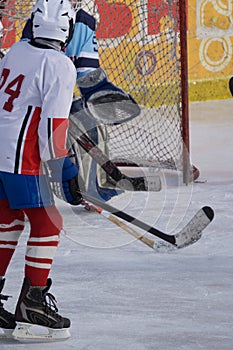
70 0 99 22
31 0 76 47
70 0 82 11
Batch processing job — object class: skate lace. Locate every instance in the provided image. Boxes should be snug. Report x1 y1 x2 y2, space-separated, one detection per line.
0 293 12 306
0 293 11 302
0 293 14 318
43 292 60 318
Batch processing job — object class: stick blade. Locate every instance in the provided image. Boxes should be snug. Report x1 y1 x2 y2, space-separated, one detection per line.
175 206 214 249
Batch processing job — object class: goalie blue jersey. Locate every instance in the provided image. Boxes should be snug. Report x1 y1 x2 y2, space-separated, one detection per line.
21 9 100 78
66 9 100 77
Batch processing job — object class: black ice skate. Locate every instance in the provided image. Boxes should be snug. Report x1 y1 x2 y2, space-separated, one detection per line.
13 277 71 342
0 278 16 339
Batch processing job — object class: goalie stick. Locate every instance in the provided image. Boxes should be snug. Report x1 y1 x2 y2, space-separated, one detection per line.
68 117 161 192
81 192 214 249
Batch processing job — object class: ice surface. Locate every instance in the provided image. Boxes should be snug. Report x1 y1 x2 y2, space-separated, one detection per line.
1 99 233 349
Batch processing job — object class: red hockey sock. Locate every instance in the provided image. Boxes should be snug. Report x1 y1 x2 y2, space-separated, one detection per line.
23 205 63 286
0 199 25 276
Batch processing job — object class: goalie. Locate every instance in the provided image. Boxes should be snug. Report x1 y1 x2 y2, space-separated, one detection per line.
22 0 140 200
65 1 140 199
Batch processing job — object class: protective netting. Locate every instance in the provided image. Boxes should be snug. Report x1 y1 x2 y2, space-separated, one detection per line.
0 0 36 52
93 0 188 174
0 0 191 180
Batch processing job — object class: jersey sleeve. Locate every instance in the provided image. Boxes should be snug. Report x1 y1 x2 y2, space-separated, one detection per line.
38 54 76 162
65 9 100 78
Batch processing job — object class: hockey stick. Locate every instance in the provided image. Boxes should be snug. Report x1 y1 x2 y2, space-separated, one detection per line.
81 192 214 249
68 116 161 192
82 200 155 249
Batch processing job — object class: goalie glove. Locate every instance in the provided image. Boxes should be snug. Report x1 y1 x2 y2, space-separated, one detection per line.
77 68 140 125
46 156 82 205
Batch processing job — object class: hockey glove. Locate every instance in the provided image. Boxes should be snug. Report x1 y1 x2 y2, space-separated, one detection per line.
47 156 82 205
77 68 140 125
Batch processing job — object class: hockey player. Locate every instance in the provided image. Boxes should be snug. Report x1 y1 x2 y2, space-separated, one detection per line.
0 0 81 341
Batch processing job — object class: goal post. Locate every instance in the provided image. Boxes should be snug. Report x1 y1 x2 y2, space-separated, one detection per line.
0 0 197 184
179 0 190 184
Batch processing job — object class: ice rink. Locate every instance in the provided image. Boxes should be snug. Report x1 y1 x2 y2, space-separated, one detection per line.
1 99 233 349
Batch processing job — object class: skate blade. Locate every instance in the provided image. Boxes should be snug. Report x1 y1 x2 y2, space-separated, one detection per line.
12 322 71 343
0 328 14 339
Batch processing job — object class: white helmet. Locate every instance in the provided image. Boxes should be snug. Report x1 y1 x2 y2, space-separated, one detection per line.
32 0 76 46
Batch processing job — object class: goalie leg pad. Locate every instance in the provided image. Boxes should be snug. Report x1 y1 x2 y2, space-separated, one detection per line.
69 102 122 200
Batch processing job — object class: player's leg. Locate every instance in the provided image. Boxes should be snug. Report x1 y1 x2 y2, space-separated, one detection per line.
14 205 70 332
0 175 25 334
0 172 71 339
22 205 62 287
69 97 121 200
0 277 17 336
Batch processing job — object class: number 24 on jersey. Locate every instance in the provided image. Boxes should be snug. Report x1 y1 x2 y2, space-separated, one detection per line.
0 68 25 112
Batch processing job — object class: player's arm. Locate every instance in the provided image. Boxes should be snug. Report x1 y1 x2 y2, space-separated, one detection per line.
65 9 100 77
66 11 140 124
39 57 82 205
38 58 75 161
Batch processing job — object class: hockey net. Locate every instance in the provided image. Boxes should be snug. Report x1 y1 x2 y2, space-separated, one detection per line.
93 0 196 183
0 0 36 52
0 0 197 184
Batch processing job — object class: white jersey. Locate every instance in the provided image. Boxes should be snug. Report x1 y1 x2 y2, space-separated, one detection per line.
0 41 76 175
